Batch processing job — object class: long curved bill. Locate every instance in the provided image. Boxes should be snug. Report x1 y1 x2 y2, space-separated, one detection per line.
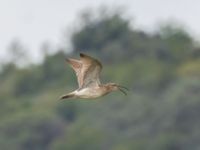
117 85 129 95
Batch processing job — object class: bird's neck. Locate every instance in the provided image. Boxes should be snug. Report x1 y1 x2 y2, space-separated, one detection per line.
100 84 112 92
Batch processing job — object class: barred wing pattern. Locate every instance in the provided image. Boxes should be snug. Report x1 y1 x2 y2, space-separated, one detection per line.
66 53 102 88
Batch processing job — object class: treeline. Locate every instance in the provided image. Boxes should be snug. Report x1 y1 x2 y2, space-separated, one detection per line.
0 9 200 150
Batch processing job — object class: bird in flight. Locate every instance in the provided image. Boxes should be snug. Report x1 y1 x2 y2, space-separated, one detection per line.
60 53 128 99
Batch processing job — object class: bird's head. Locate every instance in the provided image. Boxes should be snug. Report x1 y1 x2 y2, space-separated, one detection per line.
106 83 128 95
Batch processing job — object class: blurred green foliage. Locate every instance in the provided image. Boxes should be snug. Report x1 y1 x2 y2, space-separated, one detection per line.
0 9 200 150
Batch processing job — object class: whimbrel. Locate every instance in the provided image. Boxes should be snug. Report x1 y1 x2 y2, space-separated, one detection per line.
60 53 128 99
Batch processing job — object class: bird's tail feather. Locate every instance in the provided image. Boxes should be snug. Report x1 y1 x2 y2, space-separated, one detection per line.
60 93 75 100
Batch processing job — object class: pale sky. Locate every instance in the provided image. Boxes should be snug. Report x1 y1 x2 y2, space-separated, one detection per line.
0 0 200 63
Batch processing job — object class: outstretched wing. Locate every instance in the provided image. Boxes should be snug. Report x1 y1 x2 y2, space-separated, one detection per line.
66 58 83 87
66 53 102 88
79 53 102 88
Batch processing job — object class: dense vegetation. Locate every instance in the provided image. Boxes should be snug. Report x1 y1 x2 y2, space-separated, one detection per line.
0 10 200 150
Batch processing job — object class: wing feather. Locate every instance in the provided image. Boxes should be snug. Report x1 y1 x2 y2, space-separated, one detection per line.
79 53 102 88
66 58 82 87
66 53 102 88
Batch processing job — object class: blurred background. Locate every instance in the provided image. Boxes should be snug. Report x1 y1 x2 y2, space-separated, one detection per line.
0 0 200 150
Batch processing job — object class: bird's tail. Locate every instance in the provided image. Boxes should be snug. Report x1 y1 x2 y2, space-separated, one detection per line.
60 92 75 100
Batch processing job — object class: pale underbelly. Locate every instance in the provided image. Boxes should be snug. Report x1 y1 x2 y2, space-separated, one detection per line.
75 88 107 99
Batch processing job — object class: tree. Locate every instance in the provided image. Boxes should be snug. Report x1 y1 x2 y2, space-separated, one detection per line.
159 24 193 62
71 9 135 62
7 40 29 67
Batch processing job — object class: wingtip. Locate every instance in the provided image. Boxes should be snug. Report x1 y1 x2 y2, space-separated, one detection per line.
65 58 71 63
80 53 85 57
65 58 69 61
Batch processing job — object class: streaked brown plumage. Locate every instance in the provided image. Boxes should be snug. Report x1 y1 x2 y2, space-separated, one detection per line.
60 53 128 99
